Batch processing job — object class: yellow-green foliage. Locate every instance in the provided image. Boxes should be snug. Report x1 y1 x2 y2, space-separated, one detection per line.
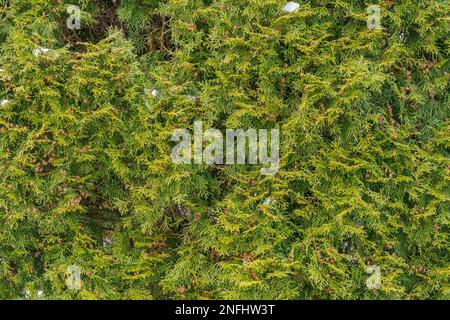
0 0 449 299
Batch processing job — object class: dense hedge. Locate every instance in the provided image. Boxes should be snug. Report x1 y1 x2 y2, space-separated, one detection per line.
0 0 449 299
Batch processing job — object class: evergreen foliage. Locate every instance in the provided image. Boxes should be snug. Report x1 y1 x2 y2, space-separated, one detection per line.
0 0 449 299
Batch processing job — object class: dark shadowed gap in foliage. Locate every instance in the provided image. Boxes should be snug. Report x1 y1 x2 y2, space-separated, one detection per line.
58 0 124 52
59 0 174 58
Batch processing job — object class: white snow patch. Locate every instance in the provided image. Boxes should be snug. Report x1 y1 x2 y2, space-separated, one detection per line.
283 2 300 13
32 48 50 56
